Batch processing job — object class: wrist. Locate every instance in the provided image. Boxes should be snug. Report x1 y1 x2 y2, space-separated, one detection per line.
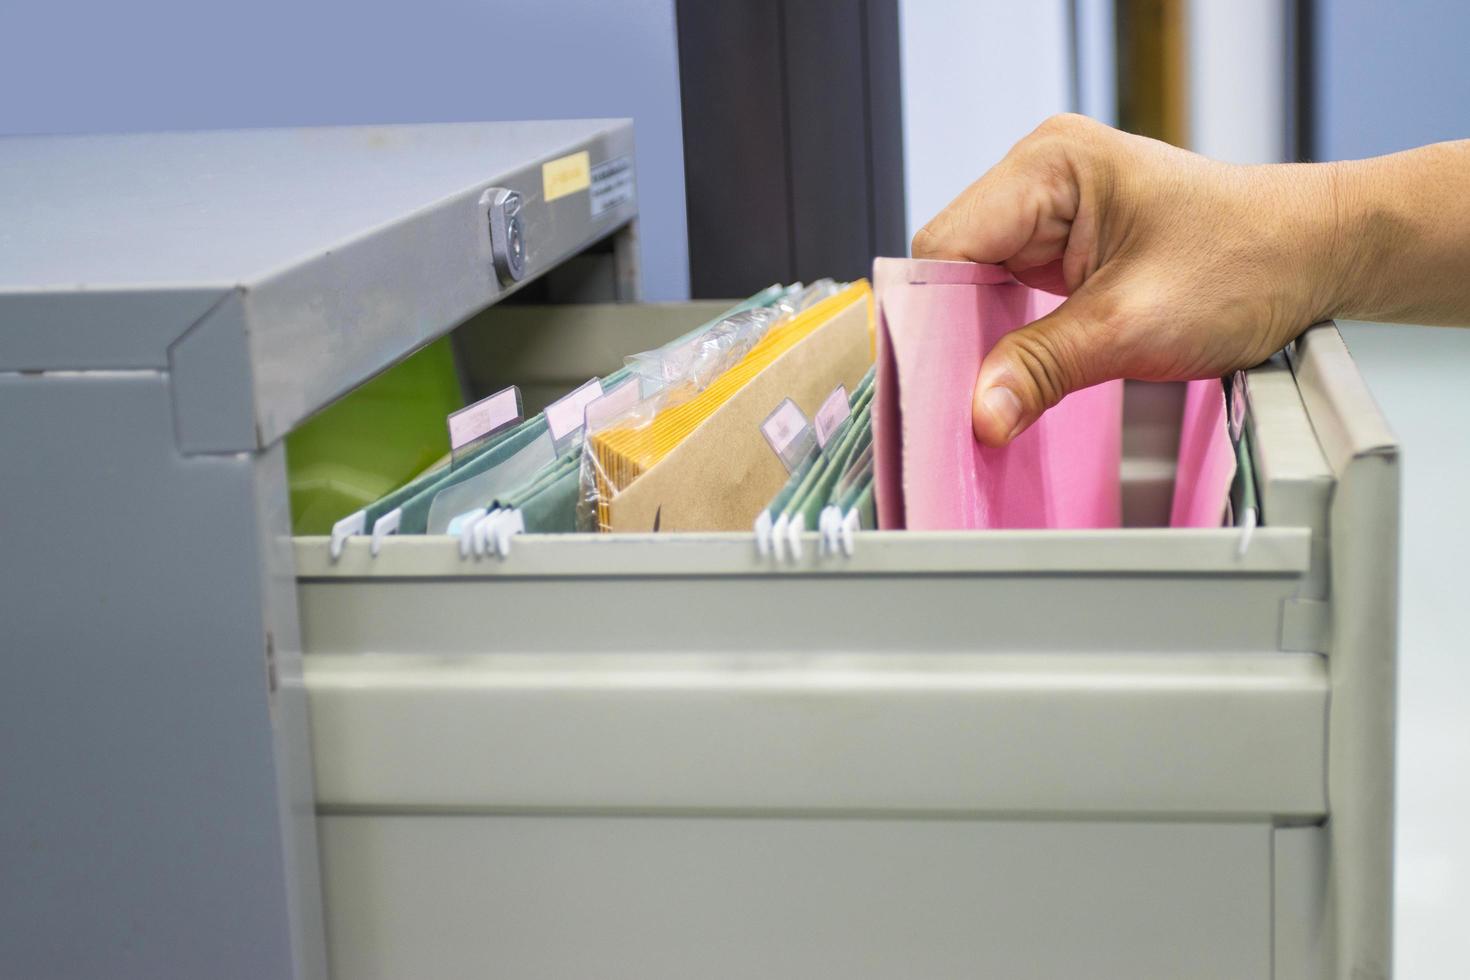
1317 160 1384 322
1254 160 1376 334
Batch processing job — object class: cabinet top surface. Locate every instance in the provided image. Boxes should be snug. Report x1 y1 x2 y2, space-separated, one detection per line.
0 119 627 291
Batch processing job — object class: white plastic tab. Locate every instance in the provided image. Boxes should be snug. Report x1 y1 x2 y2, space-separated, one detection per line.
473 511 502 555
787 513 805 561
370 508 401 557
494 509 526 558
488 510 512 557
840 508 861 556
449 507 488 559
818 505 842 555
480 509 512 558
330 510 365 560
771 512 790 562
471 509 499 559
446 507 485 538
1236 506 1257 559
754 510 773 557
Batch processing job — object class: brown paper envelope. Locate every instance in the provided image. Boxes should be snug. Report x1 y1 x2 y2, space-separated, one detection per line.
607 296 872 532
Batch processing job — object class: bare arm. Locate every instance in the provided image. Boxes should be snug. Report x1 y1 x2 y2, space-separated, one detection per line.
912 114 1470 446
1333 139 1470 325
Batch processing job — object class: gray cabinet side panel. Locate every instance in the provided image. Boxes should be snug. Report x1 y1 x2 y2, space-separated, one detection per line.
1246 356 1333 600
1291 323 1399 978
1326 451 1399 980
0 373 298 979
254 444 329 980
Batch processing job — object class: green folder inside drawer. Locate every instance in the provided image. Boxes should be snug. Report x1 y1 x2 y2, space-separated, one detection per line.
285 338 462 535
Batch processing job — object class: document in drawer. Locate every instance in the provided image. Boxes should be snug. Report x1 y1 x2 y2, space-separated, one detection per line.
592 283 874 532
872 258 1124 530
1170 377 1238 527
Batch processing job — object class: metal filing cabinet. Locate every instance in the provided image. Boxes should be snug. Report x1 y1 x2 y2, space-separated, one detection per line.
0 123 1397 980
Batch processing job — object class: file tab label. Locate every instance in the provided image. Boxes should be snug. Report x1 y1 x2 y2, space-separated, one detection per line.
813 384 851 449
584 379 642 433
543 151 591 202
590 156 635 217
546 378 605 447
448 386 522 461
1229 370 1248 443
761 397 815 473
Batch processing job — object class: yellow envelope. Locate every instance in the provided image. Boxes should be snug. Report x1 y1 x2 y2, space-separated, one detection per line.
590 281 874 532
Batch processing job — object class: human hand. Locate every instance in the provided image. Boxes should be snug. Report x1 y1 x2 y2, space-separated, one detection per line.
912 114 1349 447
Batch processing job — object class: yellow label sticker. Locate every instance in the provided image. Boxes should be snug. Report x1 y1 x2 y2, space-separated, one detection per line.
542 151 591 202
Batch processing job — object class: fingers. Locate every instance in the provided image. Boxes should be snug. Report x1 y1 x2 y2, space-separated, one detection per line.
1010 258 1070 296
912 159 1050 266
972 287 1120 447
911 115 1134 445
912 116 1086 271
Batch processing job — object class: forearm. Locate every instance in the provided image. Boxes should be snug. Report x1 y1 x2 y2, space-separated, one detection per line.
1326 140 1470 326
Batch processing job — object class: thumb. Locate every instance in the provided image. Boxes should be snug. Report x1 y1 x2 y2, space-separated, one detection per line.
972 290 1117 447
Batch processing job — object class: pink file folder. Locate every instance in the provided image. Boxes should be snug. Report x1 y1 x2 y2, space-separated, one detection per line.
873 258 1125 530
1169 378 1237 528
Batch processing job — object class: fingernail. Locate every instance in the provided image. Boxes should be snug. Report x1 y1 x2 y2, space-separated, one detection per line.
981 385 1022 438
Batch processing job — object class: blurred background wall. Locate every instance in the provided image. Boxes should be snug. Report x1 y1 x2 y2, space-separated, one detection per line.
0 0 692 301
897 1 1074 239
1316 0 1470 159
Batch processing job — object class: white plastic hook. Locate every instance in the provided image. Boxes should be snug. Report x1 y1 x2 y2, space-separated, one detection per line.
818 506 841 555
472 509 500 558
787 514 805 561
494 509 525 558
754 510 773 557
370 508 401 557
330 510 365 561
840 508 860 557
1236 507 1257 559
449 507 487 559
772 512 790 562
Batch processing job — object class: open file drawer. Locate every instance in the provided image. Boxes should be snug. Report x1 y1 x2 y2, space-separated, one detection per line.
294 307 1398 980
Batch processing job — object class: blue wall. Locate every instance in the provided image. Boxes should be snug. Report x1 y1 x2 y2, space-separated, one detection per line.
1316 0 1470 159
0 0 690 300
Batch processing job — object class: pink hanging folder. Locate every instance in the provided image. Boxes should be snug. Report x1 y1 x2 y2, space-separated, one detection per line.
1169 378 1238 528
873 258 1125 530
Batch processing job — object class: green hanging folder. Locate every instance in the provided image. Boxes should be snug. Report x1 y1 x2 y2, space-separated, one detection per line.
288 336 462 535
351 285 793 548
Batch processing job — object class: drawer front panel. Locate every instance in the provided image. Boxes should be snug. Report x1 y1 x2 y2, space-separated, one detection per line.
318 814 1272 980
306 649 1327 818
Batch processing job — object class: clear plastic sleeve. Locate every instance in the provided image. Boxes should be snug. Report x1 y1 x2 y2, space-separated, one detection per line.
577 279 847 533
576 379 687 532
426 429 556 534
